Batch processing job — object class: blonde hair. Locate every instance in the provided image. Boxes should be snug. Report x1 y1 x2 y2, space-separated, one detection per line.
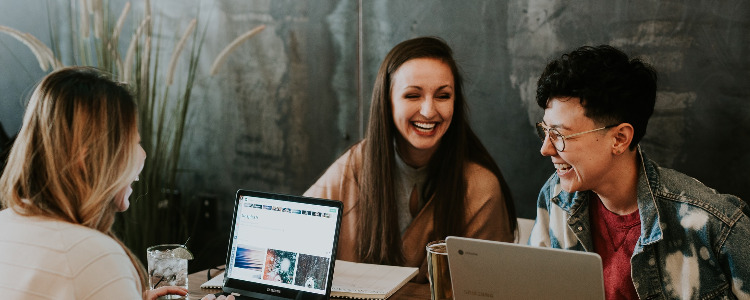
0 66 148 289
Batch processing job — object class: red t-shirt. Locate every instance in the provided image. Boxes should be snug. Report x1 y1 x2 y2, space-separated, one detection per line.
590 194 641 300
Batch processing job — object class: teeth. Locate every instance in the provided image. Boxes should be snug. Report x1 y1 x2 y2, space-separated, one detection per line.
554 163 572 170
413 122 436 130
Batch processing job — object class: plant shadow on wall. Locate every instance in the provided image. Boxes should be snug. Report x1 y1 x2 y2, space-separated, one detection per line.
0 0 264 264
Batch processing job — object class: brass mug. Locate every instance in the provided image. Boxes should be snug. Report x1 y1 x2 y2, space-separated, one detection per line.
426 240 452 300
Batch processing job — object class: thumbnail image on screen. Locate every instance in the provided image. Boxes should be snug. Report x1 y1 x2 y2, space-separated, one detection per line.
294 254 330 290
233 245 265 279
263 249 298 285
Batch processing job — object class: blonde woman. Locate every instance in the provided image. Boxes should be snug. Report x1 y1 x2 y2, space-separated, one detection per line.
0 67 231 300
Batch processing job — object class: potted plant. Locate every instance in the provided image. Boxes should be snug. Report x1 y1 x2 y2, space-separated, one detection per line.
0 0 263 263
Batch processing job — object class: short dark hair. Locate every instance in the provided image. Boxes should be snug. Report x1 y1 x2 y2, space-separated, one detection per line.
536 45 658 149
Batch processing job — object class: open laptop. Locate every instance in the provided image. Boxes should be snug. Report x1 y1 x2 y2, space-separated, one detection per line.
219 189 343 299
446 236 605 300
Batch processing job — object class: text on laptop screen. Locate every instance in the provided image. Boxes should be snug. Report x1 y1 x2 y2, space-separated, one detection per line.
225 195 340 295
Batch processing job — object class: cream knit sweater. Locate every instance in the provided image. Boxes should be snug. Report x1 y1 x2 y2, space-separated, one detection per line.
0 209 143 299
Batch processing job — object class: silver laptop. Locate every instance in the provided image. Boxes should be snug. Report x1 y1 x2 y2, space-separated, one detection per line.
446 236 605 300
220 189 343 299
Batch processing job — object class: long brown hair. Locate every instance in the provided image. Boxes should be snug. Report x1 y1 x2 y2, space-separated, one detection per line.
0 66 148 290
357 37 517 265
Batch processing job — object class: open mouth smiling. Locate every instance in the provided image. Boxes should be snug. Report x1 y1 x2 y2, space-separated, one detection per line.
412 121 437 133
555 163 573 175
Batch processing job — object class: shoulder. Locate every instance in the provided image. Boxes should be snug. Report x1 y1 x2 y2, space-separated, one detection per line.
339 141 365 167
322 141 364 175
0 210 111 253
19 216 134 275
0 211 140 298
650 161 747 224
657 165 735 201
304 141 364 201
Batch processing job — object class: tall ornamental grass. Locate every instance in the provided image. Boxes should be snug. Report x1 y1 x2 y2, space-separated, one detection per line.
0 0 264 262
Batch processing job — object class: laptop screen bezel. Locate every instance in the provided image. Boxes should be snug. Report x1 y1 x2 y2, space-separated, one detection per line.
222 189 343 299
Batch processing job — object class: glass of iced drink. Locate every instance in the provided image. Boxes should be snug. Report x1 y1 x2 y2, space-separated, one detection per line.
147 244 193 299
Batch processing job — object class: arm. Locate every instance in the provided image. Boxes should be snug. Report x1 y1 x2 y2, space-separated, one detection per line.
462 163 513 243
722 210 750 298
304 144 362 263
74 238 207 300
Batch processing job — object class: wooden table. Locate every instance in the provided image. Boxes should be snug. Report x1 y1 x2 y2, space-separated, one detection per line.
187 267 431 299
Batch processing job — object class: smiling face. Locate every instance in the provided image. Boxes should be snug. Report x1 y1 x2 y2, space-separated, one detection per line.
114 133 146 212
540 97 616 193
390 57 454 165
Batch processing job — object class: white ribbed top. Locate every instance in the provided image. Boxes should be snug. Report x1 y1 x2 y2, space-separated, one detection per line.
393 150 428 235
0 209 143 300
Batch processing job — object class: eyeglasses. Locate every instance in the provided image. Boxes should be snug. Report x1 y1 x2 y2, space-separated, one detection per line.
535 122 617 152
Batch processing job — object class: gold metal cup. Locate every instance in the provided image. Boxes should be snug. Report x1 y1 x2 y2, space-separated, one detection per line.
426 240 452 300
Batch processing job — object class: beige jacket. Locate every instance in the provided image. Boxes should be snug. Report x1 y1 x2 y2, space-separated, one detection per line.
304 142 514 282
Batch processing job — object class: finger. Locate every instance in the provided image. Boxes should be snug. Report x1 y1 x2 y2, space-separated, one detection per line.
200 294 217 300
154 286 188 296
207 293 235 300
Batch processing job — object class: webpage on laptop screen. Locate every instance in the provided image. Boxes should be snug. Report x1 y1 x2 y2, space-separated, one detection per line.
226 195 339 294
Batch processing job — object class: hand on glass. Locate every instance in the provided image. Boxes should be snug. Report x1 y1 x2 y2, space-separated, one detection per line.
143 286 188 300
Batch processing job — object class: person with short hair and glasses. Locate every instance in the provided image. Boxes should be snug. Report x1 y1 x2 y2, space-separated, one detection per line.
528 45 749 299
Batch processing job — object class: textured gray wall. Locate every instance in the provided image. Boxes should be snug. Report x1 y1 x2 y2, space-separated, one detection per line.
2 1 749 239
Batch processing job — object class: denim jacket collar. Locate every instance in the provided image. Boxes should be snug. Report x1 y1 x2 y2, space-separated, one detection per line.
634 146 663 247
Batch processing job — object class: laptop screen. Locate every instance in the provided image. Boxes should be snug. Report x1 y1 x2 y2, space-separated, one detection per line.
446 236 605 300
223 190 342 299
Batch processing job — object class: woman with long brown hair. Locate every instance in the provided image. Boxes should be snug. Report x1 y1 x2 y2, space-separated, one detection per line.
305 37 517 282
0 67 228 300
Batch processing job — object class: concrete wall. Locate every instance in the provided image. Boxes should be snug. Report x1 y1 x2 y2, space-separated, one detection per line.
2 0 749 265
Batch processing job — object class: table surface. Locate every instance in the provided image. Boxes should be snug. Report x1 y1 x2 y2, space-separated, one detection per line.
187 267 430 300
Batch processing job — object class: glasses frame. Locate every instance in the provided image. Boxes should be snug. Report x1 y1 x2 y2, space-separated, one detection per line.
536 122 618 152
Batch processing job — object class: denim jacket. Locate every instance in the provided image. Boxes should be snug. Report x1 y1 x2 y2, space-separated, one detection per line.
528 150 750 300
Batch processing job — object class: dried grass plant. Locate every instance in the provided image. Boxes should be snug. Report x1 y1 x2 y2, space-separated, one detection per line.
0 0 264 262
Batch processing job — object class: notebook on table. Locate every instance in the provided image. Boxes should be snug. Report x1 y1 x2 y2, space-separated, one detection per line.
446 236 605 300
330 260 418 299
217 189 343 299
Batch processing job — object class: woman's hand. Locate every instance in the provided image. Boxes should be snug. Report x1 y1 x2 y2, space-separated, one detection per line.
143 286 188 300
201 293 235 300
